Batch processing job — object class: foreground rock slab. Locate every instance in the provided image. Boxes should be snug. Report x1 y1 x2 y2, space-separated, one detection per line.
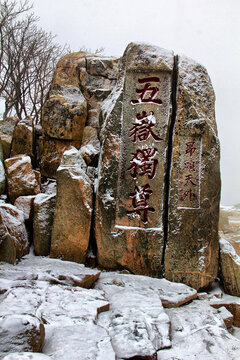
2 354 51 360
43 324 115 360
95 271 197 308
158 300 240 360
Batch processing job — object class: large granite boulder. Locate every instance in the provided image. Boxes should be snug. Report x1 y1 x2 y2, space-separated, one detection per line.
95 43 220 290
0 203 29 263
50 147 93 263
95 43 174 277
218 204 240 296
4 155 40 203
165 55 221 290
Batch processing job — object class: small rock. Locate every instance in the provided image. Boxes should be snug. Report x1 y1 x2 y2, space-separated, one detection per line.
0 203 29 264
210 294 240 327
0 314 45 355
4 155 40 203
11 118 34 160
14 195 36 221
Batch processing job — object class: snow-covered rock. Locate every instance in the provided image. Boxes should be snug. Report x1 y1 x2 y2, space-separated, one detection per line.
14 195 36 221
219 205 240 296
10 118 34 161
95 271 197 308
0 314 45 356
43 324 115 360
210 293 240 327
2 353 51 360
0 252 239 360
158 300 240 360
0 203 29 264
4 155 40 203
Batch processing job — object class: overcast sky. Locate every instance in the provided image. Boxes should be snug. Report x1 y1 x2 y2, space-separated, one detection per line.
23 0 240 205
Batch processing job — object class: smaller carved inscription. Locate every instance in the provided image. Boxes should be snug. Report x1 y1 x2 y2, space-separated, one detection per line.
178 138 201 209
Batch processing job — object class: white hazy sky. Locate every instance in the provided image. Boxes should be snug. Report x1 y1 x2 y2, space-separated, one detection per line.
26 0 240 205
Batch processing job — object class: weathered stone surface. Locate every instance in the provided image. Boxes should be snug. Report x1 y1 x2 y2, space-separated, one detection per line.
39 136 81 178
42 84 87 141
0 203 29 263
219 236 240 297
218 205 240 296
95 43 174 277
43 324 115 360
50 148 93 263
4 155 40 203
165 55 220 290
0 134 12 160
79 125 100 165
33 193 56 256
14 195 36 221
95 272 197 308
10 118 34 160
0 117 18 159
159 300 240 359
0 314 45 356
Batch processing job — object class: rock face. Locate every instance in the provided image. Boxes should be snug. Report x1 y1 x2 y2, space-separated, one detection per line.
33 193 56 256
95 43 174 277
4 155 40 203
50 148 93 263
0 203 29 263
164 56 220 290
219 205 240 296
10 117 34 160
95 43 220 288
41 52 119 178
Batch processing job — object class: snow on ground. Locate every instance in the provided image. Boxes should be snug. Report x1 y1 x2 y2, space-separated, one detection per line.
0 251 240 359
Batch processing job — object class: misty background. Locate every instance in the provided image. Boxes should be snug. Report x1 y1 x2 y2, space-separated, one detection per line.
1 0 239 205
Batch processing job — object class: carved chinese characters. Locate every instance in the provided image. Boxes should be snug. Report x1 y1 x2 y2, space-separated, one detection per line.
95 44 220 289
165 55 220 290
116 73 171 229
178 137 201 208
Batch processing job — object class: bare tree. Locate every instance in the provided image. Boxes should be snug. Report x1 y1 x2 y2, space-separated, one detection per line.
0 0 68 123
